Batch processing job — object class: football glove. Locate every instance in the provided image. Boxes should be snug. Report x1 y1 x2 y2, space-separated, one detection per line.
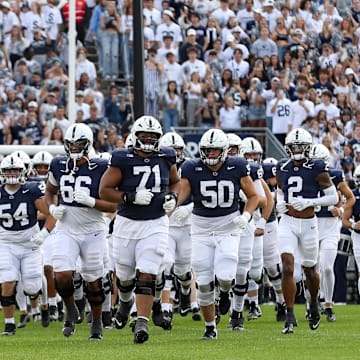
123 189 154 205
233 211 251 229
290 198 313 212
276 200 288 214
49 204 66 221
172 203 193 222
256 217 267 231
163 193 178 213
74 189 96 208
30 228 50 246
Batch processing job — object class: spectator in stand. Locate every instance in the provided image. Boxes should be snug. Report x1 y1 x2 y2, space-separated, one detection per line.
101 1 120 80
0 1 20 44
247 77 266 128
179 28 204 64
4 26 30 69
61 0 87 44
162 50 183 92
236 0 255 31
156 9 182 49
144 47 163 118
211 0 235 28
42 125 64 145
41 0 63 50
74 90 90 120
312 68 335 97
198 91 220 129
75 48 96 87
226 48 249 81
181 46 207 83
143 0 162 31
157 34 178 64
48 105 70 138
272 16 290 62
161 80 181 133
183 70 205 127
89 0 108 75
251 26 278 59
289 85 315 132
187 11 208 52
13 60 32 86
21 2 45 44
119 1 133 80
84 104 106 151
39 92 58 128
105 85 125 130
218 93 241 129
262 0 282 32
315 90 340 122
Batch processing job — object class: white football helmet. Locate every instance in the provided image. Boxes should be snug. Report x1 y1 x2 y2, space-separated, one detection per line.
11 150 32 177
284 128 312 161
263 157 278 165
131 115 163 153
159 132 185 163
227 133 242 157
309 144 330 163
354 165 360 187
0 155 26 185
97 152 111 161
32 151 53 177
124 135 133 148
240 137 263 162
199 129 229 166
64 123 93 160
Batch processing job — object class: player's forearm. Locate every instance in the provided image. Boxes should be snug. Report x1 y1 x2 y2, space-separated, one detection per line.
93 199 118 213
311 185 338 207
99 187 124 204
244 193 259 215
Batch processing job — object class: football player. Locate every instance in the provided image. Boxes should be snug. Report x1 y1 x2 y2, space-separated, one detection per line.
276 128 338 334
240 137 273 321
342 168 360 299
262 157 286 322
0 155 54 335
310 144 355 322
178 129 259 339
226 135 269 330
99 116 181 344
45 123 117 341
158 132 197 329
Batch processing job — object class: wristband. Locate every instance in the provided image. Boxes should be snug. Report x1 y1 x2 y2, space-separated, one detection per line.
242 211 251 223
122 192 136 204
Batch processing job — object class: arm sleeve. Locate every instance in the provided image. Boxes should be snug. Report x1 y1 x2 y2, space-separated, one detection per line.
310 185 338 207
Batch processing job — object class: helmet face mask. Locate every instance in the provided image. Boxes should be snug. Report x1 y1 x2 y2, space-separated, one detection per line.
64 124 93 160
240 137 263 163
32 151 53 178
0 155 25 185
131 116 163 153
285 128 312 161
199 129 228 166
159 132 185 162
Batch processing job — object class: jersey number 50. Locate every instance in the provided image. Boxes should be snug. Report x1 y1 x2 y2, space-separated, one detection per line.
200 180 234 208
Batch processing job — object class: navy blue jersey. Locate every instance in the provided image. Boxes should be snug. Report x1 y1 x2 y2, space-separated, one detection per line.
49 157 108 207
262 162 277 223
317 169 344 218
239 161 262 213
276 158 328 203
0 181 44 231
29 176 46 228
177 158 192 206
181 156 250 217
110 146 177 220
352 188 360 234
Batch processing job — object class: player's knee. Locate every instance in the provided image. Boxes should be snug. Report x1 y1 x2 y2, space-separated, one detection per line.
197 281 215 306
85 276 109 306
249 269 263 284
281 257 294 277
135 272 156 296
117 278 135 302
55 273 75 299
233 282 248 297
176 271 192 288
265 264 282 282
217 278 234 292
155 271 165 292
164 274 173 291
23 278 42 298
303 265 316 279
0 286 17 307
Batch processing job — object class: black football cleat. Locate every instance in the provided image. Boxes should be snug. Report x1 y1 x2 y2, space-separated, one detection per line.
324 308 336 322
62 321 76 337
114 298 134 330
219 290 231 315
276 303 287 322
201 326 217 340
134 318 149 344
2 323 16 336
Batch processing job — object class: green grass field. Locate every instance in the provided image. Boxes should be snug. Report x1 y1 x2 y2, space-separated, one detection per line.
0 304 358 360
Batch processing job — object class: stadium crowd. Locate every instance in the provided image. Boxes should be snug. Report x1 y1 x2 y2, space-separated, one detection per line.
0 0 360 179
